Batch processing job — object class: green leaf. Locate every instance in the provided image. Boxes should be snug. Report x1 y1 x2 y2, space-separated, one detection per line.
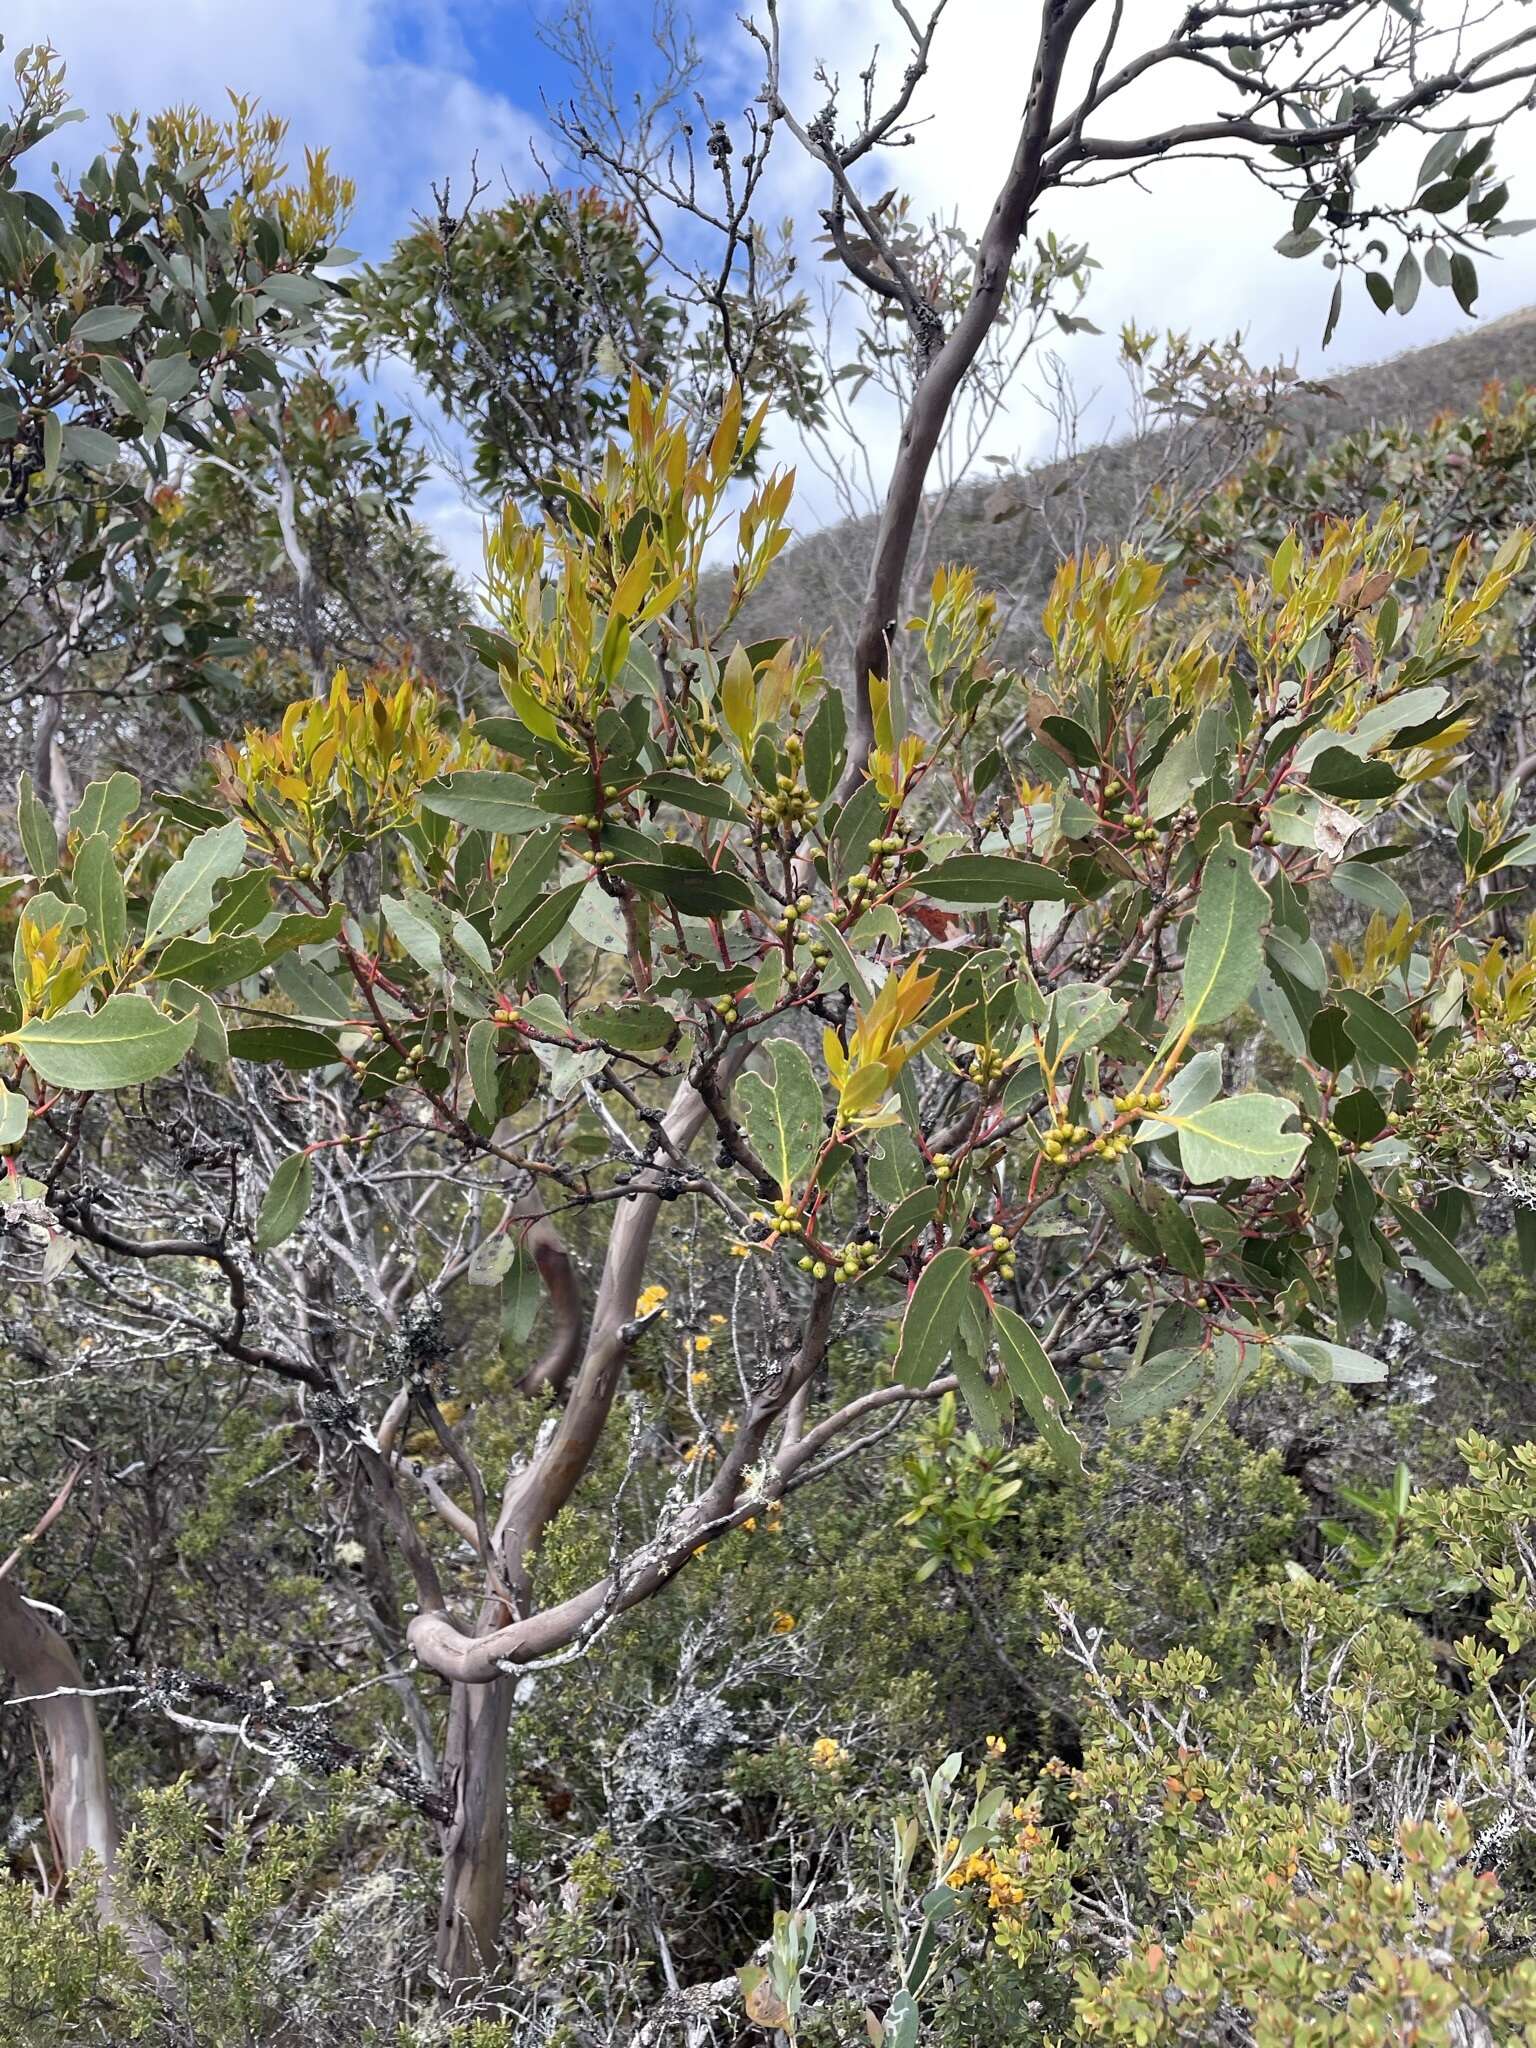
1386 1197 1483 1301
467 1018 501 1121
71 305 144 344
803 688 846 804
1046 983 1127 1065
1108 1346 1205 1424
259 903 346 960
210 870 274 936
1419 128 1466 188
145 353 198 403
17 772 57 880
0 1083 28 1148
255 1152 314 1250
252 271 328 313
1178 826 1269 1035
640 771 747 822
1307 747 1400 801
1331 861 1410 919
1145 1092 1306 1185
161 979 228 1065
813 919 874 1005
419 772 547 835
491 829 564 939
1039 714 1099 767
989 1301 1083 1474
869 1126 925 1204
880 1185 941 1257
1393 248 1421 313
69 772 140 841
1274 1335 1386 1384
151 932 266 991
501 880 589 977
917 855 1071 907
97 353 147 420
893 1247 975 1388
1190 1332 1256 1443
1337 988 1418 1073
831 780 883 884
10 995 197 1089
737 1038 824 1196
1450 250 1479 315
950 1289 1002 1442
501 1248 543 1355
1146 732 1203 821
1516 1207 1536 1277
1309 1005 1353 1071
468 1234 515 1286
145 821 246 943
225 1023 341 1070
381 892 442 974
72 834 126 958
1141 1181 1205 1279
615 860 756 917
572 1001 676 1051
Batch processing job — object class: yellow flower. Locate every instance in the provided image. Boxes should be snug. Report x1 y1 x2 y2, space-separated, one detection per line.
810 1736 848 1772
709 1313 727 1327
637 1283 670 1316
986 1734 1008 1759
742 1516 758 1533
689 1368 712 1389
720 1417 737 1436
771 1610 796 1634
692 1334 712 1354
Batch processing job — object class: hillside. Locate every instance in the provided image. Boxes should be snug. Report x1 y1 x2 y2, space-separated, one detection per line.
745 305 1536 660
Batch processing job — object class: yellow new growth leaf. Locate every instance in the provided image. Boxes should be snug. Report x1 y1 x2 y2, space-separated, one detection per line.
722 643 756 748
831 959 970 1127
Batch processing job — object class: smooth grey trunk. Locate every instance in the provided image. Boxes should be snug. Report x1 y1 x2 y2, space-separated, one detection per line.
436 1627 513 1983
0 1574 163 1976
842 1 1086 791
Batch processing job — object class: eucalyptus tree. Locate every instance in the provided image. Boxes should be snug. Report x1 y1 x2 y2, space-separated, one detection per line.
0 375 1527 1989
0 47 358 811
561 0 1536 782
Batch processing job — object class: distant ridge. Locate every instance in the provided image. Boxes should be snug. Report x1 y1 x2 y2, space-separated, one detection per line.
742 306 1536 660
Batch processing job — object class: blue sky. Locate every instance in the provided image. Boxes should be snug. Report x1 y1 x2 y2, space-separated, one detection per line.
24 1 1536 565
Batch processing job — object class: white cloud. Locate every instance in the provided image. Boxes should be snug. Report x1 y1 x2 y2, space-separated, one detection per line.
13 0 543 248
22 0 1536 564
731 0 1536 522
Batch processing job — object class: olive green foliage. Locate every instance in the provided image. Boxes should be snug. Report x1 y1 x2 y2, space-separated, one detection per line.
0 46 351 695
336 190 681 501
337 188 821 504
870 1436 1536 2048
2 367 1535 2036
12 39 1536 2048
